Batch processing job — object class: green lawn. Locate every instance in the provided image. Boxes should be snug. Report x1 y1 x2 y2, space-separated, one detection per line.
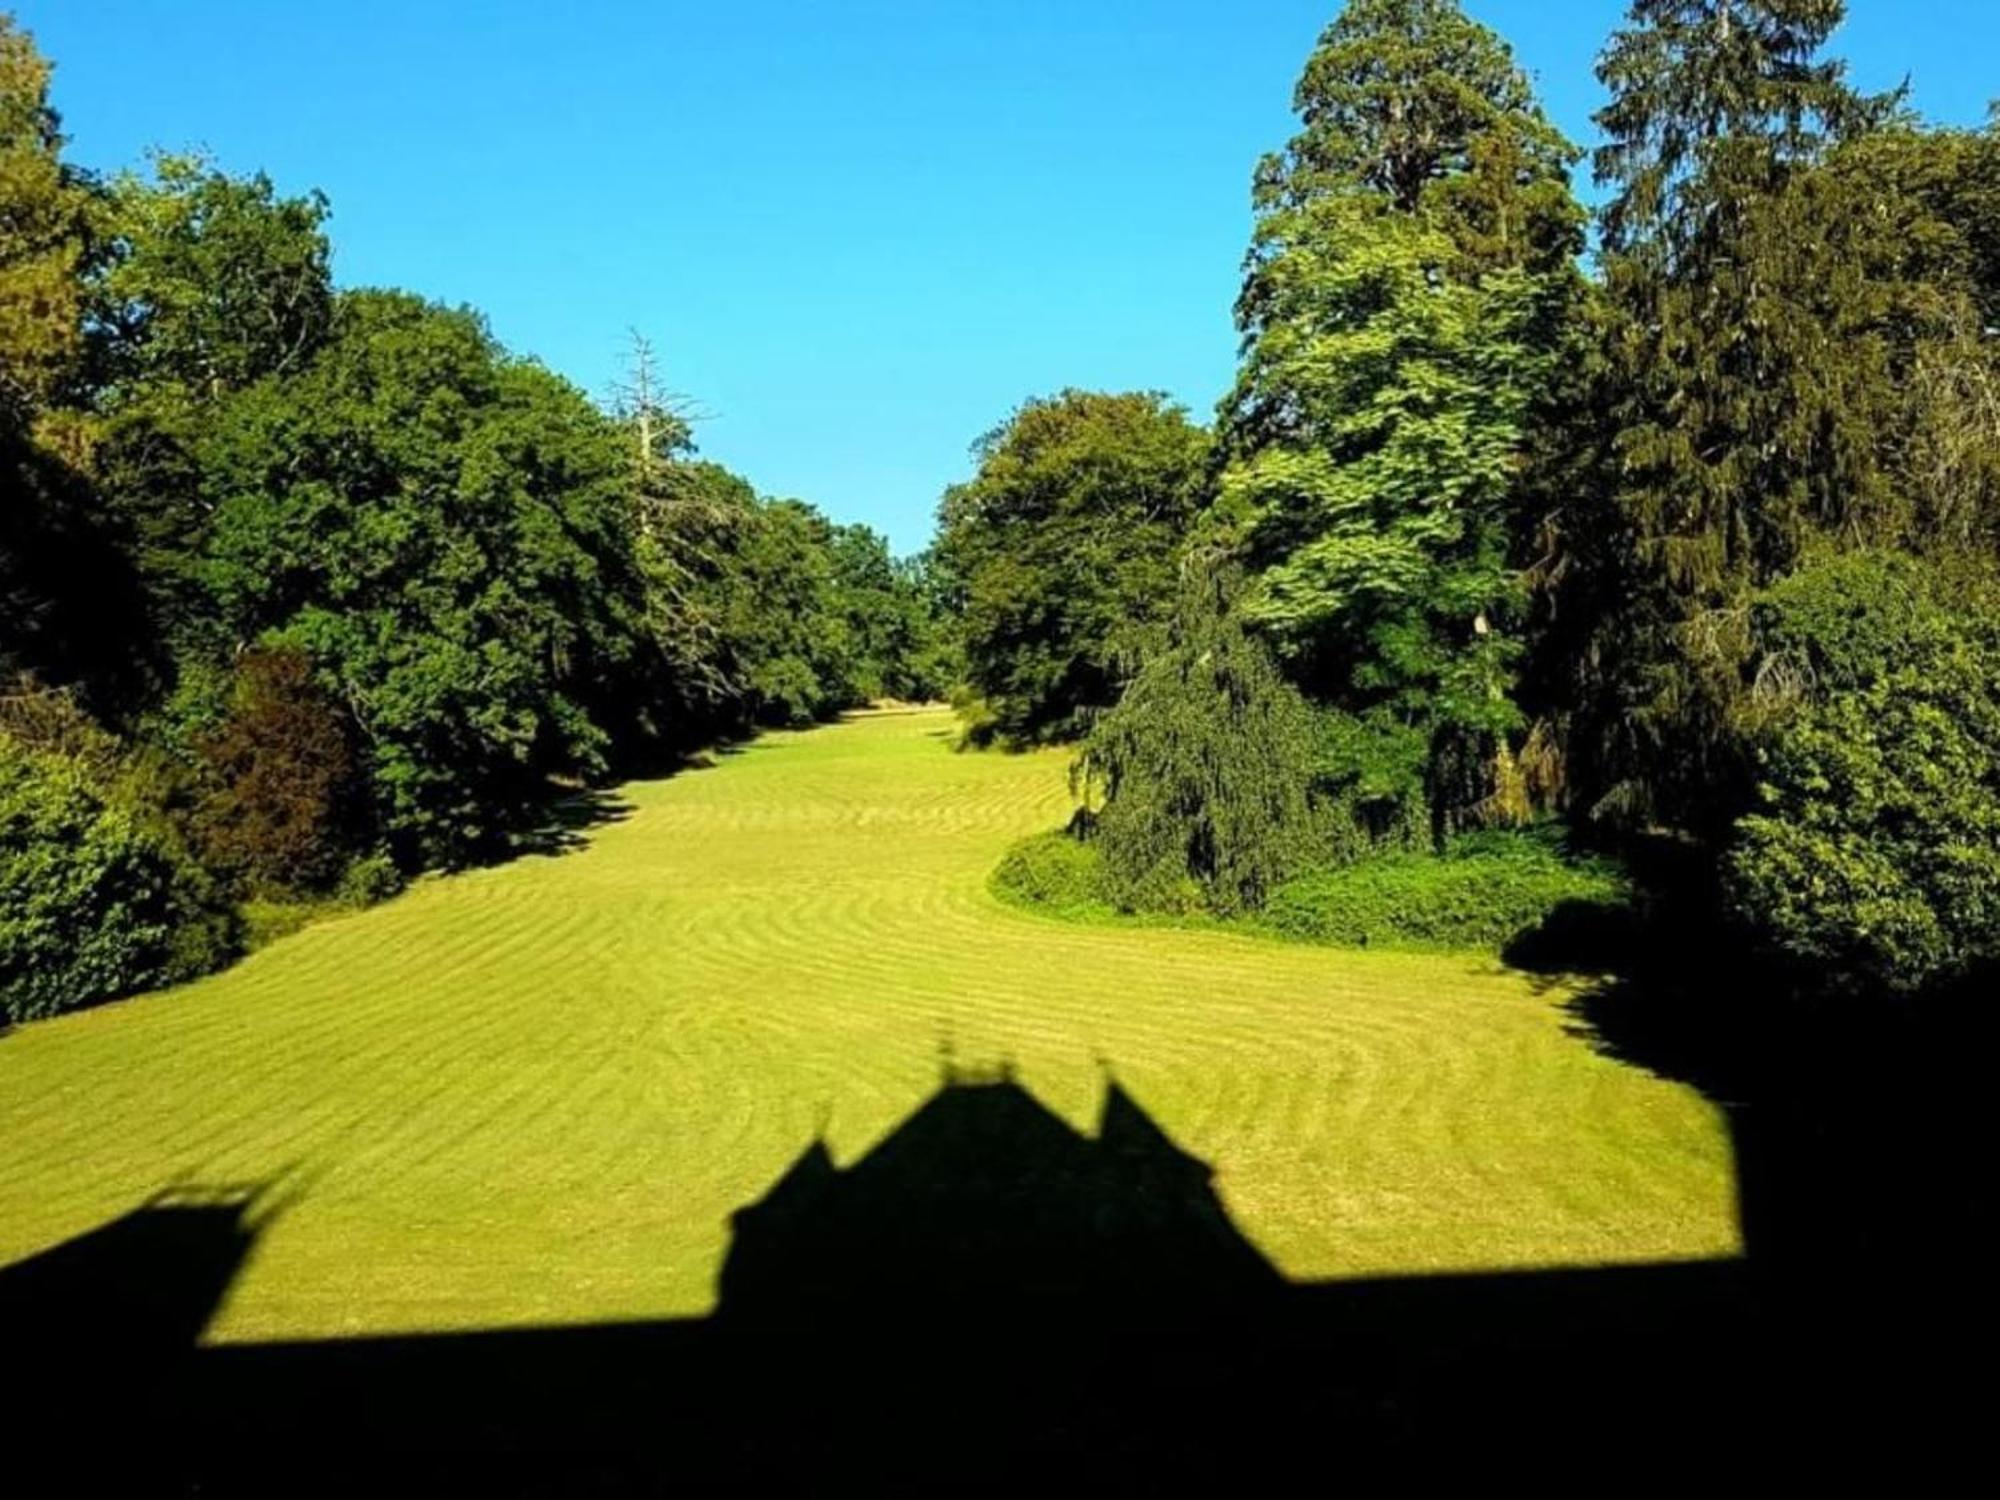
0 706 1737 1340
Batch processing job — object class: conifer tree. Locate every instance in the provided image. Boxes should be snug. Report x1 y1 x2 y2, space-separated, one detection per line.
1568 0 1977 828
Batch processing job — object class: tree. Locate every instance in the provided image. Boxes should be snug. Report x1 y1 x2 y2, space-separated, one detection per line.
935 391 1208 744
0 16 150 709
1218 0 1585 845
81 158 339 665
185 291 641 865
827 523 946 704
0 12 93 420
1566 1 1989 830
1248 0 1581 278
191 646 363 894
1593 0 1877 264
97 152 334 396
707 497 859 727
1075 571 1322 917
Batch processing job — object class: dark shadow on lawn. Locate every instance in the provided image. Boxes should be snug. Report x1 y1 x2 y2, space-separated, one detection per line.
1504 837 1990 1474
509 785 637 859
1 1047 1976 1491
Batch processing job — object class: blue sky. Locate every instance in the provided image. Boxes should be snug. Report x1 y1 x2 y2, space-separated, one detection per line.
19 1 1997 553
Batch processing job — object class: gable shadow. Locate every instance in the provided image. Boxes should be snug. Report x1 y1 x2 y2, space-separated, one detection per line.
1 1039 1974 1491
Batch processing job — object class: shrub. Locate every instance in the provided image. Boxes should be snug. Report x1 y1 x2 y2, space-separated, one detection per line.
1264 828 1629 953
1077 583 1323 916
338 850 405 906
991 830 1114 915
1727 648 2000 995
1 734 236 1023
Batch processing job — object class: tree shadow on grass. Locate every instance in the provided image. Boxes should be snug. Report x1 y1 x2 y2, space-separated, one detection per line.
1502 839 1990 1472
1 1044 1974 1490
507 785 637 859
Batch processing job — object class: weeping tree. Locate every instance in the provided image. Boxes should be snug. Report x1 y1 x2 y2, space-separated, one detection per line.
1074 569 1322 917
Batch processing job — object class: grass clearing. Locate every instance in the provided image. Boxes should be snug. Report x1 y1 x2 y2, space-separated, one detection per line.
0 706 1736 1340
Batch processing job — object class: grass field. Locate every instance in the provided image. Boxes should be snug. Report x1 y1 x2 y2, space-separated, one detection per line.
0 706 1738 1341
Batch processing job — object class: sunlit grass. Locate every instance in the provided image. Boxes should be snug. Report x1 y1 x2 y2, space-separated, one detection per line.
0 706 1737 1340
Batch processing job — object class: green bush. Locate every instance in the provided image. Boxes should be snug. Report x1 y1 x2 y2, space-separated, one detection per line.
1264 829 1629 953
1726 553 2000 996
1 735 237 1023
990 830 1116 915
1728 650 2000 995
339 850 406 906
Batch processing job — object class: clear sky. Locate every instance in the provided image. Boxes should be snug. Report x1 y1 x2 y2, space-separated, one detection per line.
18 1 1997 552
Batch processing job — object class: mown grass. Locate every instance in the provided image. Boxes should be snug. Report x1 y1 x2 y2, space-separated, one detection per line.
0 706 1735 1340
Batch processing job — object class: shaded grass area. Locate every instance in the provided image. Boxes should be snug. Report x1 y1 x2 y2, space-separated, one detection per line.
3 1056 1979 1489
2 1075 1773 1490
1 707 1732 1348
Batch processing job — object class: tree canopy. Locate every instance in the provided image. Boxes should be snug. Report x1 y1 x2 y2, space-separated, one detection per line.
935 390 1208 745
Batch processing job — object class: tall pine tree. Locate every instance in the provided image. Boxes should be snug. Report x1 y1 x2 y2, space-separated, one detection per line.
1567 0 1993 830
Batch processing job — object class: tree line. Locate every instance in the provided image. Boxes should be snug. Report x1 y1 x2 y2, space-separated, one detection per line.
0 12 950 1022
942 0 2000 1002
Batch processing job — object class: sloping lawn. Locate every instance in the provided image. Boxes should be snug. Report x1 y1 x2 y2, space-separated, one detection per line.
0 706 1736 1340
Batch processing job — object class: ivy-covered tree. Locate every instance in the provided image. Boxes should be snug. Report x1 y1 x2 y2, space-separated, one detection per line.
935 390 1208 745
1217 0 1586 845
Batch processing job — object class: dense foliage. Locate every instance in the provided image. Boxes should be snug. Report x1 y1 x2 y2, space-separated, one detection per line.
1215 0 1588 847
9 2 2000 1014
990 830 1114 917
1726 555 2000 993
1264 829 1627 953
0 729 234 1023
992 822 1625 957
935 391 1208 744
1564 2 1998 830
190 648 363 894
955 0 2000 1001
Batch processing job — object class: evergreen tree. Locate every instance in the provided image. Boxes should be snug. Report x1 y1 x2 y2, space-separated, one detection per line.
1077 570 1321 917
1567 0 1987 829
